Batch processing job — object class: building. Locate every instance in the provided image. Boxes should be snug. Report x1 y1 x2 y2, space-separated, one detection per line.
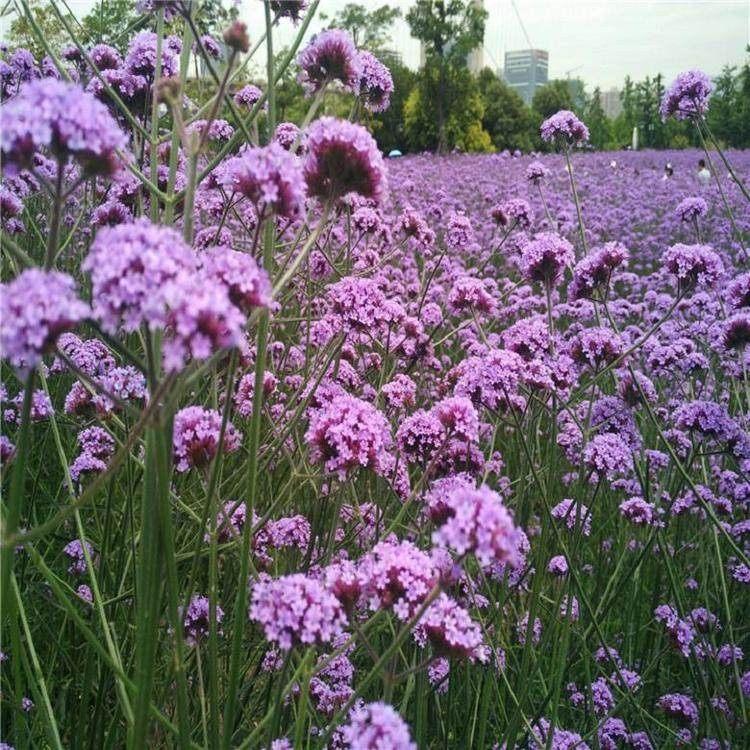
601 87 623 119
503 49 548 105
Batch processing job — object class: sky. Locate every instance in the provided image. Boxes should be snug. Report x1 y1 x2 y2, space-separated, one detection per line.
2 0 749 91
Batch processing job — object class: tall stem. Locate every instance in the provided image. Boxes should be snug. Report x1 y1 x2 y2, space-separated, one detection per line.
45 162 65 269
564 145 587 257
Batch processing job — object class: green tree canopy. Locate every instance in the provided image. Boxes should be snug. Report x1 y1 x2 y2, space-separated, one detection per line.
322 3 402 52
406 0 487 152
476 68 533 152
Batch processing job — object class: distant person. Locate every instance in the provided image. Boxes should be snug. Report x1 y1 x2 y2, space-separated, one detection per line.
697 158 711 185
662 163 674 180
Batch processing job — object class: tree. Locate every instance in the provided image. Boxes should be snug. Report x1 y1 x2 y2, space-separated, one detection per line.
586 87 612 149
369 54 417 153
80 0 141 48
476 68 533 152
531 79 573 119
322 3 402 52
403 65 490 152
6 0 75 59
406 0 487 153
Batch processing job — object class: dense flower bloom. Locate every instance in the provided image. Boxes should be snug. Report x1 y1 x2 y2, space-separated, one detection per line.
620 496 656 525
657 692 699 725
526 160 550 184
661 70 712 120
305 392 393 479
676 196 708 222
583 432 633 480
1 269 89 372
89 43 122 70
551 498 592 535
63 539 94 576
249 573 347 650
185 119 235 142
662 243 723 289
173 406 241 472
568 242 629 300
529 718 590 750
358 539 438 620
433 484 521 567
219 142 305 219
233 83 263 109
304 117 386 203
182 595 224 646
338 702 416 750
199 245 271 312
297 29 361 94
0 78 127 175
721 312 750 350
540 110 589 145
520 232 575 287
569 327 623 369
727 272 750 309
414 593 487 661
84 219 196 333
274 121 302 152
124 31 179 78
357 51 393 112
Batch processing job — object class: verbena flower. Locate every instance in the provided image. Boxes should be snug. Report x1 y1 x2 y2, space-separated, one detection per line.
248 573 347 650
219 142 305 219
173 406 241 472
0 78 127 175
540 110 589 145
521 232 575 288
296 29 361 95
661 70 712 120
433 484 521 567
662 243 723 289
338 701 416 750
357 51 393 112
182 594 224 646
1 269 89 373
304 117 386 204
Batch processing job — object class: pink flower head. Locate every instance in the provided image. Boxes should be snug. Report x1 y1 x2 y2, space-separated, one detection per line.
304 117 386 204
173 405 241 472
297 29 361 95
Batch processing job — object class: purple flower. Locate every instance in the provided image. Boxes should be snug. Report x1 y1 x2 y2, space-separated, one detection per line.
274 122 303 152
526 160 550 184
657 692 699 726
270 0 308 23
233 83 263 110
305 392 393 480
568 241 629 300
721 312 750 350
304 117 386 204
727 272 750 309
520 232 575 287
357 51 393 112
569 326 623 369
199 244 271 312
249 573 347 650
358 539 438 620
194 34 222 60
84 218 196 333
540 110 589 145
63 539 95 576
124 31 180 79
547 555 568 575
619 497 655 526
338 702 416 750
662 243 723 289
0 78 127 175
676 196 708 222
1 269 89 373
182 594 224 646
219 142 305 219
433 484 521 567
89 43 122 71
414 593 487 662
186 119 235 143
661 70 712 120
583 433 633 481
529 718 589 749
297 29 361 95
173 406 241 472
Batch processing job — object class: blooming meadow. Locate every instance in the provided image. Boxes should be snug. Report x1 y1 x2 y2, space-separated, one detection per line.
1 4 750 749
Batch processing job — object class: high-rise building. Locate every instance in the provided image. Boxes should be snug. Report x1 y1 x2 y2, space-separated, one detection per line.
601 88 623 119
503 49 548 105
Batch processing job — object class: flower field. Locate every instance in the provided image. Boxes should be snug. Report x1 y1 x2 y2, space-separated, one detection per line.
1 4 749 749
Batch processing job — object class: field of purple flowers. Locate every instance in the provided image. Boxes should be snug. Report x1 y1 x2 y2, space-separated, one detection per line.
1 4 750 749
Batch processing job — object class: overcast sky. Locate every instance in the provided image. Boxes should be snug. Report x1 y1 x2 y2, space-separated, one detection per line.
3 0 748 90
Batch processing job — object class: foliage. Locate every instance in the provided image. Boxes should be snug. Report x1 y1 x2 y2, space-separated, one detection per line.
322 2 402 52
476 67 533 152
406 0 487 152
